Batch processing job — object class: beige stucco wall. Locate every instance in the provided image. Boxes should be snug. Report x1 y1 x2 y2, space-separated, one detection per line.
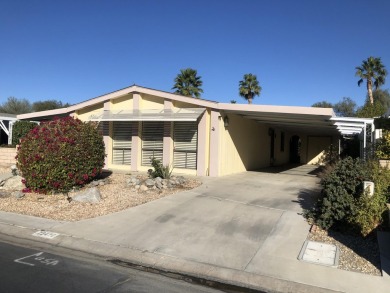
76 103 104 120
272 129 291 166
218 113 269 176
141 94 164 109
75 94 209 175
306 136 333 165
110 94 133 111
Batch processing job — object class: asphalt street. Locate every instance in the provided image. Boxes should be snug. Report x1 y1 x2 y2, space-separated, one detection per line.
0 240 222 293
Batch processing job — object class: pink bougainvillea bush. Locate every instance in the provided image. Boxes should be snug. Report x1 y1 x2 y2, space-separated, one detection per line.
17 117 105 194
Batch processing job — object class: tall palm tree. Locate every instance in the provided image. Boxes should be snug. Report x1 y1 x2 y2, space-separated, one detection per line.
239 73 261 104
356 56 387 105
172 68 203 98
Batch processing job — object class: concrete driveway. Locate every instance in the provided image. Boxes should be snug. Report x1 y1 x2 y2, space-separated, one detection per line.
54 165 321 272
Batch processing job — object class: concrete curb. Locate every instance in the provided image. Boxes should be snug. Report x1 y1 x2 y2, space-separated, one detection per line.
0 221 343 293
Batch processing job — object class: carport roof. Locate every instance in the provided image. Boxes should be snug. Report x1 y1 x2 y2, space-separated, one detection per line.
219 103 338 135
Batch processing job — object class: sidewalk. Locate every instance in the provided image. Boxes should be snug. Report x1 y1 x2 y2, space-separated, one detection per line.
0 171 389 293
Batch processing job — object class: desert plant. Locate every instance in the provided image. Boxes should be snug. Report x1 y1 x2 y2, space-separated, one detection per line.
148 157 172 179
12 120 38 145
17 117 105 194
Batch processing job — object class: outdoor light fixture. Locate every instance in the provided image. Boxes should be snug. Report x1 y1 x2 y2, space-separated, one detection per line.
224 116 229 127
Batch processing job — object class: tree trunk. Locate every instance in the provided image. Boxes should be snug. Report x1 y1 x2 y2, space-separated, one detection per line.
247 94 253 104
367 79 374 105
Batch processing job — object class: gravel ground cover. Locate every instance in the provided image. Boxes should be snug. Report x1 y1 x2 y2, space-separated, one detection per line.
308 225 381 276
0 166 201 221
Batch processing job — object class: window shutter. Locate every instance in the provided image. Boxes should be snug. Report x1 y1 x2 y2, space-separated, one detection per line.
112 122 132 165
173 122 197 169
142 122 164 166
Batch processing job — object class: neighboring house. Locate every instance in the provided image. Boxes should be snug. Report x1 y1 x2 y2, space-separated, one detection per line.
17 85 359 177
0 113 17 145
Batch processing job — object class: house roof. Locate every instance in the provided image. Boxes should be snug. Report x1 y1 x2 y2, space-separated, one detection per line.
0 113 17 120
16 84 341 135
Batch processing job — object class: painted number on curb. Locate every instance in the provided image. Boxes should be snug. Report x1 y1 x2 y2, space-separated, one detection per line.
14 252 59 267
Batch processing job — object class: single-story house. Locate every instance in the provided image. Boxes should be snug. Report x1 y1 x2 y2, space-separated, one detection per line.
16 85 374 176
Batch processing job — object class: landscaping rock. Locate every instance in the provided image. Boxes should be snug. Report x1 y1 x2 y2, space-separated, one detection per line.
90 181 99 187
139 185 148 192
12 191 24 199
145 179 155 187
10 165 18 176
176 176 186 184
155 181 163 189
0 191 10 198
0 173 13 187
72 187 101 203
1 175 24 190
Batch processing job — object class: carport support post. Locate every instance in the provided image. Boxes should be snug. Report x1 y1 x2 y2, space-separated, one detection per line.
163 99 173 166
363 122 367 160
103 102 110 167
197 111 207 176
209 110 220 176
131 93 141 172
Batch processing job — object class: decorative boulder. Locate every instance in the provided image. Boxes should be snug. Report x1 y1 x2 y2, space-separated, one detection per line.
72 187 101 203
145 179 155 187
1 176 24 191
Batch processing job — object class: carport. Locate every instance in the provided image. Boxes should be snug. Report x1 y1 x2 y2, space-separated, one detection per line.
0 113 17 145
217 104 339 172
218 104 375 170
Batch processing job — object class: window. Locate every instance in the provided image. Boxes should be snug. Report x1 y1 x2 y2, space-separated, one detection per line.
173 122 198 169
112 122 132 165
142 122 164 166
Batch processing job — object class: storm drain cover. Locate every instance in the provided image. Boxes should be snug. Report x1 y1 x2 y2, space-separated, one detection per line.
32 230 60 239
298 240 339 267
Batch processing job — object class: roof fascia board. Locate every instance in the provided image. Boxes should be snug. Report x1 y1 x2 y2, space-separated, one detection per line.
17 108 71 120
220 103 335 116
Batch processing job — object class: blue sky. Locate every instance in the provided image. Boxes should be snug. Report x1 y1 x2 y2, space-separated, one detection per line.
1 0 390 107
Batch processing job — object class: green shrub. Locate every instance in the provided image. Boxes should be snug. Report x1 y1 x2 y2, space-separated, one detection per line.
305 158 389 235
12 120 38 145
375 130 390 159
352 190 387 236
351 161 389 235
148 157 172 179
305 157 368 230
17 117 105 194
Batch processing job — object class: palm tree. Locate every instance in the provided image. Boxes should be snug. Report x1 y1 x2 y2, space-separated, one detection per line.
239 73 261 104
356 56 387 105
172 68 203 98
